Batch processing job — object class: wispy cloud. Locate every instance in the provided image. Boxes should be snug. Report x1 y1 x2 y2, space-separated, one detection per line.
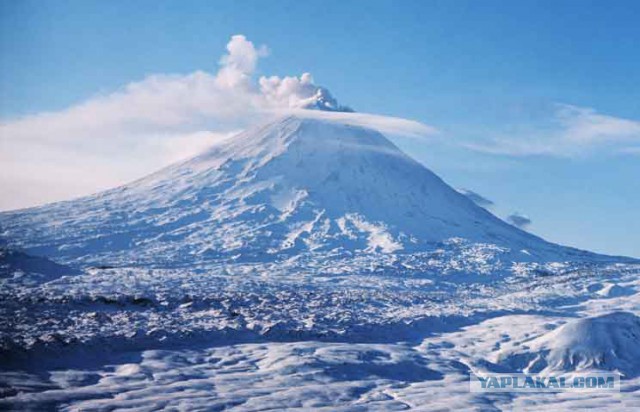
507 212 532 230
557 104 640 143
0 34 434 210
456 188 494 209
285 109 438 138
465 104 640 157
457 188 535 230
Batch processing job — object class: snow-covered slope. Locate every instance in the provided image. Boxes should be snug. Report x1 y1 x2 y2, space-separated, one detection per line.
0 116 604 268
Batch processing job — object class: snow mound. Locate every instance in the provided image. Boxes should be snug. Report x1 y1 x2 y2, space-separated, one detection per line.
595 283 635 298
498 312 640 376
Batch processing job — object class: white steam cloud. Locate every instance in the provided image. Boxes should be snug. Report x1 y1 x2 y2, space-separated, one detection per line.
215 35 269 91
260 73 352 112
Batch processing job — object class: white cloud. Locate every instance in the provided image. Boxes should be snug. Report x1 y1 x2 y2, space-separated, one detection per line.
465 104 640 157
0 34 434 211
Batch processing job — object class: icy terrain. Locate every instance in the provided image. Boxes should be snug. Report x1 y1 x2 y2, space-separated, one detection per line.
1 117 639 410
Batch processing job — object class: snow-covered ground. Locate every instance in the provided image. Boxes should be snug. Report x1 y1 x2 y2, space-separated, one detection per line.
1 117 639 410
2 253 639 410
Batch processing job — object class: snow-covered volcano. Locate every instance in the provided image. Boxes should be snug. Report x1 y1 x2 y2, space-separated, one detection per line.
2 116 640 411
0 116 605 267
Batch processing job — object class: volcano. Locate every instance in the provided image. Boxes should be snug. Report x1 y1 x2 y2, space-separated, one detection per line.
2 116 640 412
0 116 610 267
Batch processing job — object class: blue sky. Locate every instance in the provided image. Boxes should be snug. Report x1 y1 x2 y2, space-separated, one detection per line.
1 0 639 257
